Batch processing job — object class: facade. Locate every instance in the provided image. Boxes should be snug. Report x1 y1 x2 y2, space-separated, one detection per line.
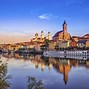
31 31 52 43
77 40 87 48
46 32 52 40
58 41 70 48
69 40 77 47
71 36 79 42
53 21 71 41
48 41 55 50
86 40 89 47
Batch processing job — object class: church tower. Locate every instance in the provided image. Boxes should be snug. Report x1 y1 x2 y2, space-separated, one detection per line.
47 32 52 40
35 33 38 38
63 20 67 33
62 20 68 40
40 31 44 38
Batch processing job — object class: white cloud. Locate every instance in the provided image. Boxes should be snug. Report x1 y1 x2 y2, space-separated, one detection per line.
38 14 49 20
38 14 60 20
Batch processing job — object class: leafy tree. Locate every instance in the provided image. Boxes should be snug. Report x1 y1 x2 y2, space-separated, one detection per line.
27 76 44 89
0 62 11 89
40 45 47 51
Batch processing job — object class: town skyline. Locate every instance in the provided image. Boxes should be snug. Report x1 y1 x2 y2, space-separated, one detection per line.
0 0 89 43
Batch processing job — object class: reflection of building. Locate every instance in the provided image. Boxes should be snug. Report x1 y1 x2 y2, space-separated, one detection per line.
41 63 45 71
48 63 53 70
59 64 71 84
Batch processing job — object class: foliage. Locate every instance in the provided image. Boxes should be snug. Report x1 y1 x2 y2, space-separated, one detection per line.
27 76 44 89
0 62 11 89
40 45 47 51
44 39 51 46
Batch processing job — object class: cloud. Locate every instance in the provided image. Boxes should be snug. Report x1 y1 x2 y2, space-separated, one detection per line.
38 14 49 20
38 14 60 20
0 31 32 44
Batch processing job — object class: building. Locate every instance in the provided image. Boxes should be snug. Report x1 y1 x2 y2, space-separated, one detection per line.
53 21 71 41
71 36 79 42
78 40 87 48
86 40 89 47
48 41 55 50
69 40 77 47
31 31 52 43
46 32 52 40
83 34 89 39
58 41 70 48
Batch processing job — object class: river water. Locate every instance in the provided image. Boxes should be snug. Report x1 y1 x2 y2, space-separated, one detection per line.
0 53 89 89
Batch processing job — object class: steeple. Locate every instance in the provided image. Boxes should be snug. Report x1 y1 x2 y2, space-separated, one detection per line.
63 20 67 26
63 20 67 33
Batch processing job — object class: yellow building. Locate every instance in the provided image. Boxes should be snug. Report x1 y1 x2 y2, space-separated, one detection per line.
31 31 52 43
86 40 89 47
58 41 70 48
53 21 71 41
48 41 55 50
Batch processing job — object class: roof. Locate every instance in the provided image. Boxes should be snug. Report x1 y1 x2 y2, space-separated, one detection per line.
72 36 80 38
84 33 89 37
78 40 87 44
53 30 63 38
63 20 67 25
72 36 85 39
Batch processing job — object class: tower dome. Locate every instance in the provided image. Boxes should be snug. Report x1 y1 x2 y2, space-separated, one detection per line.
41 31 44 38
35 33 38 38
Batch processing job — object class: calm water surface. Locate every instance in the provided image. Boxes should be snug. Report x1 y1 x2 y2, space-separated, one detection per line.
0 53 89 89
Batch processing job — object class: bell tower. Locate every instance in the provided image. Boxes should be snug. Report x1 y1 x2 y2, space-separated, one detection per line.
41 31 44 38
63 20 67 33
35 33 38 38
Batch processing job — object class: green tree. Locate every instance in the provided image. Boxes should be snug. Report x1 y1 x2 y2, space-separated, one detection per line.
0 61 11 89
27 76 44 89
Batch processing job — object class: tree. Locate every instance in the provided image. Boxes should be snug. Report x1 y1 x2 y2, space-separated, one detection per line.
0 61 11 89
27 76 44 89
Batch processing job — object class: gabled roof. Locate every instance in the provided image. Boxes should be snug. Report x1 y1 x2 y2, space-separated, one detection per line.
53 30 63 38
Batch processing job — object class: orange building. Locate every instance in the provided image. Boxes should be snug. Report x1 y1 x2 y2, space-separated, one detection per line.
69 40 77 47
59 64 71 84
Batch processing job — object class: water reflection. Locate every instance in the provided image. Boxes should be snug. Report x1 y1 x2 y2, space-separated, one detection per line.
1 53 89 89
0 60 11 89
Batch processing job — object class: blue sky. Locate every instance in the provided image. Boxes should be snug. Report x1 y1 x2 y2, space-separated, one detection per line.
0 0 89 43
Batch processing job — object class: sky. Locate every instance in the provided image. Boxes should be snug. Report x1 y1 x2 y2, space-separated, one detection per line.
0 0 89 43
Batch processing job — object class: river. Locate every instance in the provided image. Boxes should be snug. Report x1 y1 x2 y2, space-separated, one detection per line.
0 53 89 89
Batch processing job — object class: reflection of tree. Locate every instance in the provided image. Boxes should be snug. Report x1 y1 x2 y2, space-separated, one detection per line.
27 76 44 89
0 61 11 89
